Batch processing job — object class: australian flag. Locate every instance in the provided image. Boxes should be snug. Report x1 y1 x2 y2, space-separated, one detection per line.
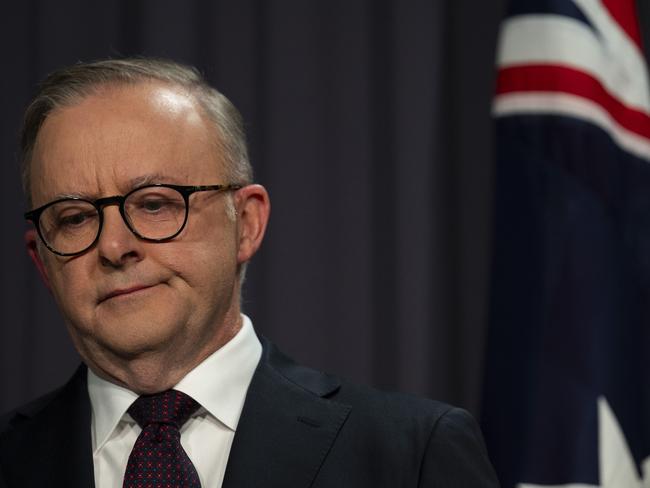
482 1 650 487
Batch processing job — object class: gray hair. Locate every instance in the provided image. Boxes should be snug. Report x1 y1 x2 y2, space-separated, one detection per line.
20 57 253 207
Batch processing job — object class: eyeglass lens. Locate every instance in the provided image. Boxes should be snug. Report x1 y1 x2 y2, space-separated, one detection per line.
38 186 188 255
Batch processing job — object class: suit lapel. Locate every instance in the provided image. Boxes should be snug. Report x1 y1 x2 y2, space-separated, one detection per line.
0 366 94 488
1 342 350 488
222 339 351 488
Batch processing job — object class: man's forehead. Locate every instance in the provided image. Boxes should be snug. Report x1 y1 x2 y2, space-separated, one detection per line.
28 83 224 206
45 82 205 128
148 85 199 116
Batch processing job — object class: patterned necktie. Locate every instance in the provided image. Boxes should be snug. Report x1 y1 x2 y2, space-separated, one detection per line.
123 389 202 487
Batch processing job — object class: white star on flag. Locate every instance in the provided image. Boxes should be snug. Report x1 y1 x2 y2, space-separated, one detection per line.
519 397 650 488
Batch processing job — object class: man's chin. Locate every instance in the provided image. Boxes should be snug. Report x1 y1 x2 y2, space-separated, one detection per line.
87 356 182 394
97 334 175 360
90 304 185 356
80 336 185 390
72 323 180 363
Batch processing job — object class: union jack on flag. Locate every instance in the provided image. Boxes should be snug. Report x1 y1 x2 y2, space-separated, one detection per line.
482 1 650 487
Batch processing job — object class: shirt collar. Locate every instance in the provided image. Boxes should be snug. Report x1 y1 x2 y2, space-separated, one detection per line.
88 314 262 453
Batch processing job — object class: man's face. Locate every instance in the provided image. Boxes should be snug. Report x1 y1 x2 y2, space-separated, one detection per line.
25 82 265 391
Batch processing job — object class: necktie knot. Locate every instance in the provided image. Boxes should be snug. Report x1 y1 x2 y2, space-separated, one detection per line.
128 389 199 429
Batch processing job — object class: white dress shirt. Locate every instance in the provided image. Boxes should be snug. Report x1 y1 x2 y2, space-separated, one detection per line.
88 314 262 488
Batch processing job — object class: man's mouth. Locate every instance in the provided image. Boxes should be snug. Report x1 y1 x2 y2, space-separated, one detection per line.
99 285 157 303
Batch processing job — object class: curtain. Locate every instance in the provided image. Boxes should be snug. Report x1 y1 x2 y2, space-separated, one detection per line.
2 0 505 415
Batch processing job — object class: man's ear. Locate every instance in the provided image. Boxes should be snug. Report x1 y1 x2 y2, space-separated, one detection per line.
25 228 52 291
235 184 270 265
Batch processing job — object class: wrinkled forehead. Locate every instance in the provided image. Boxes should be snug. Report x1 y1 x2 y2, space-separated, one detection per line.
29 83 225 206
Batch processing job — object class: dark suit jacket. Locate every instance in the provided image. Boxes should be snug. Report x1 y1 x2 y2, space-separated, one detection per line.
0 338 499 487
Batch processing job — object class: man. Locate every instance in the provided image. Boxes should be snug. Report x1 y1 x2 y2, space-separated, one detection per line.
0 58 499 487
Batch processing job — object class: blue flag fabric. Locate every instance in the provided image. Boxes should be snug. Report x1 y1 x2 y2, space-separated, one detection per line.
482 1 650 487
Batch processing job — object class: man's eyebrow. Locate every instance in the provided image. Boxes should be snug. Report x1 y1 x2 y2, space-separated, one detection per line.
128 174 182 188
50 191 94 201
44 174 184 202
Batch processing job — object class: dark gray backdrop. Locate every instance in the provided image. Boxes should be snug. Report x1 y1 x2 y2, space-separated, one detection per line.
2 1 648 417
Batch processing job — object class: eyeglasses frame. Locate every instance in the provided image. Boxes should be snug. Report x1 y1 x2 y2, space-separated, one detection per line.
24 183 243 257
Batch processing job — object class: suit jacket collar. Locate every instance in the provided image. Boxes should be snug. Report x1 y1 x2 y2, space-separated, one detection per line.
223 336 351 487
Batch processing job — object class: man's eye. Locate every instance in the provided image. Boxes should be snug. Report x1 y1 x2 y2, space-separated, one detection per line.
57 211 94 227
140 199 173 212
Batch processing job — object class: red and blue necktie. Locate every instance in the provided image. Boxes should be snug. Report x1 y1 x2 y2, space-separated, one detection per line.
123 389 202 487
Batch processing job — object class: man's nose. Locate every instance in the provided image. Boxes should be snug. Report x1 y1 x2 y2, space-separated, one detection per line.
96 206 143 267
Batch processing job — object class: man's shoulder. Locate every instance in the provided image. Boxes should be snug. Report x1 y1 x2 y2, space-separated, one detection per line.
0 387 63 433
0 365 87 437
320 366 481 447
337 377 456 420
0 366 94 486
260 336 481 441
256 338 499 486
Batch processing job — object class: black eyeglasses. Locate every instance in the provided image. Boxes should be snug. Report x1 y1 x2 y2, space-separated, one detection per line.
24 183 243 256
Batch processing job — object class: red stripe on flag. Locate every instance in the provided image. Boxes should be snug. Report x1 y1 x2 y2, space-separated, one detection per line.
601 0 643 50
496 64 650 140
